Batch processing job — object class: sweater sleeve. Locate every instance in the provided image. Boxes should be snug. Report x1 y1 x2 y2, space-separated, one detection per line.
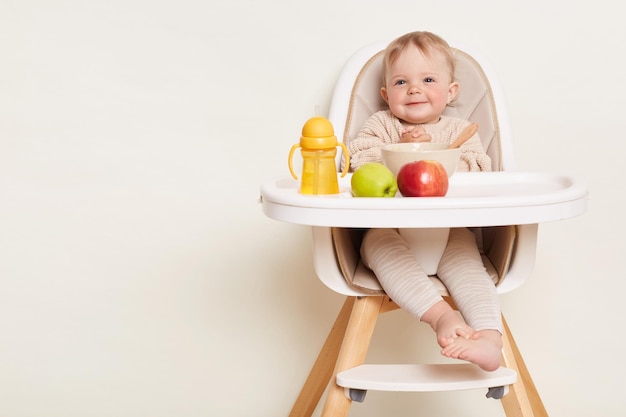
347 111 402 171
423 117 492 173
457 133 492 172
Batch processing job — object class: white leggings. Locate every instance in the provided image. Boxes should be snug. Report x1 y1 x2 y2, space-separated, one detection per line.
361 227 502 333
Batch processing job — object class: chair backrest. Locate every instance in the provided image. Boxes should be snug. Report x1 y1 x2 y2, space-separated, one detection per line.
314 40 528 298
328 40 516 172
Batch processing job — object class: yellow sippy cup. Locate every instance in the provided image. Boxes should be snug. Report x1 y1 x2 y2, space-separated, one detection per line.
288 116 349 195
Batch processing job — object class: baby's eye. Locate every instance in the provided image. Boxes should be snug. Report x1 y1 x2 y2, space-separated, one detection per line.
394 80 406 86
423 77 436 83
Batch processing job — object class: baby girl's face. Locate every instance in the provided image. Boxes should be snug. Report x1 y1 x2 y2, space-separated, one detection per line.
381 45 458 125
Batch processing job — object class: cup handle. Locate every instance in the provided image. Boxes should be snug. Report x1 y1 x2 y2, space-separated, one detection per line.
288 144 300 179
338 143 350 177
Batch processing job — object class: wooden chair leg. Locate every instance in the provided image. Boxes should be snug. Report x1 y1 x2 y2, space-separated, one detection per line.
289 297 356 417
320 295 386 417
500 314 549 417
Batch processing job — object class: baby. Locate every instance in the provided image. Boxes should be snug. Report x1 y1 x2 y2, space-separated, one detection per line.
348 31 502 371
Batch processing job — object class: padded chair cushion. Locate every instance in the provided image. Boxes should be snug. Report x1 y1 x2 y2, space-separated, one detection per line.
332 226 516 295
332 44 515 295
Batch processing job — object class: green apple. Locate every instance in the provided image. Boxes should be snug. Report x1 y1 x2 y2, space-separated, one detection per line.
351 163 398 197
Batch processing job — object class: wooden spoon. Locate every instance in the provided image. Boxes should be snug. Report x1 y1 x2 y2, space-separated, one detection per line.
449 122 478 149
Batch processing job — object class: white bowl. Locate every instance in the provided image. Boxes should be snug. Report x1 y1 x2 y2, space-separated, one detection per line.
381 142 461 178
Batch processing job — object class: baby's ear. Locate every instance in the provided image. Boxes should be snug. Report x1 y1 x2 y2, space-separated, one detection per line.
380 87 389 103
447 82 459 104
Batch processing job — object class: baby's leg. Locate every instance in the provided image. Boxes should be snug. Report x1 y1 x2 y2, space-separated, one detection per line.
436 228 503 370
361 229 472 346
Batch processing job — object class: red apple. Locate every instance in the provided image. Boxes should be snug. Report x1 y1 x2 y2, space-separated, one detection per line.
397 160 449 197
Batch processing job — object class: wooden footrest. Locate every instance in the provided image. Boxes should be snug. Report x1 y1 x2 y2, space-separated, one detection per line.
337 364 517 392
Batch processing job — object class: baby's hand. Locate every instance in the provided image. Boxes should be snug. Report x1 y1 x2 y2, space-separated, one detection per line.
400 126 431 143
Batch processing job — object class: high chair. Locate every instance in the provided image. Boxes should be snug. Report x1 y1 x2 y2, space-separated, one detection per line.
260 39 588 417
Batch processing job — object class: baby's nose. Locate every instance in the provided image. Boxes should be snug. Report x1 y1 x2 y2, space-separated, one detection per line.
408 85 421 94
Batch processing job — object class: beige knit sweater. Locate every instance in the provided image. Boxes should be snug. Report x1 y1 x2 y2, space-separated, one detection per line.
347 110 492 173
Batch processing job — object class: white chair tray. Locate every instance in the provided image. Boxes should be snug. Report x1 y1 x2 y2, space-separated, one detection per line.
260 171 588 228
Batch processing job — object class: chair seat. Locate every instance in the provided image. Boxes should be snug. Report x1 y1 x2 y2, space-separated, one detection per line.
337 363 517 392
346 256 499 295
331 226 513 296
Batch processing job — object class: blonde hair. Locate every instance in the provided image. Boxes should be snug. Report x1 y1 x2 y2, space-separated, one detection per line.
382 31 456 85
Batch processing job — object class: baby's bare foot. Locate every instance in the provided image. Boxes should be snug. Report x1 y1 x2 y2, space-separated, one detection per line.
434 310 474 348
440 329 502 371
422 302 474 348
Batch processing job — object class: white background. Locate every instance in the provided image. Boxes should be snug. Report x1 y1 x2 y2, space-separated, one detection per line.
0 1 622 416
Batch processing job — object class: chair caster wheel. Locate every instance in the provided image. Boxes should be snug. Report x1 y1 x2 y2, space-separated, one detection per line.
345 388 367 402
486 385 508 399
